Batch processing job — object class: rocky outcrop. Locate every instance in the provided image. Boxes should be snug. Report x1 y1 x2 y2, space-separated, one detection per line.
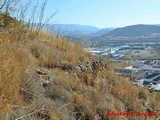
75 59 104 73
36 68 51 87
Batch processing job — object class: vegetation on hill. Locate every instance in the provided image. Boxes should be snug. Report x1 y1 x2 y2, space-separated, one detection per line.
0 1 160 119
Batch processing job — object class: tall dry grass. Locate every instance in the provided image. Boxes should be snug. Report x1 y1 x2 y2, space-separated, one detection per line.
0 11 92 118
1 30 160 119
0 44 37 115
0 1 160 119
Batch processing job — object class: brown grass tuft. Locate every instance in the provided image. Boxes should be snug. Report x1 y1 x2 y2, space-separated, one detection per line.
0 44 37 114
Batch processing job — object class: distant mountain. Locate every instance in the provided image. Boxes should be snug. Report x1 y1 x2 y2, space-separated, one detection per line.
89 24 160 47
45 24 100 36
91 28 115 36
101 24 160 37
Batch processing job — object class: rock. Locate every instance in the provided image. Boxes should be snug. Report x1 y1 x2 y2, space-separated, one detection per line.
75 66 81 73
55 62 73 71
36 68 48 75
36 68 51 79
79 65 87 72
41 80 50 87
36 68 51 87
92 61 98 70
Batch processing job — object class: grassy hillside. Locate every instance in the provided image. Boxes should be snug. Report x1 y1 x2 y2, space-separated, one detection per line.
0 13 160 120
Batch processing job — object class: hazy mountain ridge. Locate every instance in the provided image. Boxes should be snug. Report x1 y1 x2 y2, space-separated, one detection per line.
45 24 160 39
44 24 160 47
90 28 115 36
45 24 100 35
89 24 160 47
101 24 160 37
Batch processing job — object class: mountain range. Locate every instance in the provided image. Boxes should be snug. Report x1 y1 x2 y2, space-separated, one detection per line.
90 24 160 46
44 24 160 47
90 28 114 36
44 24 100 36
45 24 160 38
101 24 160 37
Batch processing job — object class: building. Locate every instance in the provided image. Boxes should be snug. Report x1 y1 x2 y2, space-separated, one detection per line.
142 72 160 86
114 66 142 81
140 65 160 72
131 46 145 50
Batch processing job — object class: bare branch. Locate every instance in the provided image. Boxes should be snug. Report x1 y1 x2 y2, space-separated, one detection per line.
15 105 45 120
59 103 71 110
0 0 7 10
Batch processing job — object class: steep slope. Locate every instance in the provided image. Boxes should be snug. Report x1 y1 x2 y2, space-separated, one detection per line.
102 24 160 37
0 12 21 27
0 14 160 120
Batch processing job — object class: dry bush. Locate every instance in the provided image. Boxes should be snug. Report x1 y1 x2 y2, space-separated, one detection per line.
82 73 94 86
0 13 30 43
138 89 147 100
30 41 58 69
0 44 37 115
28 31 91 70
56 41 91 65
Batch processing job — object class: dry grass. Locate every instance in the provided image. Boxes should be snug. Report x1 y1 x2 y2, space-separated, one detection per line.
0 44 37 115
0 13 160 120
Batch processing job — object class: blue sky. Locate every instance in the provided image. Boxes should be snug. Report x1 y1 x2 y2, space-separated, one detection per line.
21 0 160 28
